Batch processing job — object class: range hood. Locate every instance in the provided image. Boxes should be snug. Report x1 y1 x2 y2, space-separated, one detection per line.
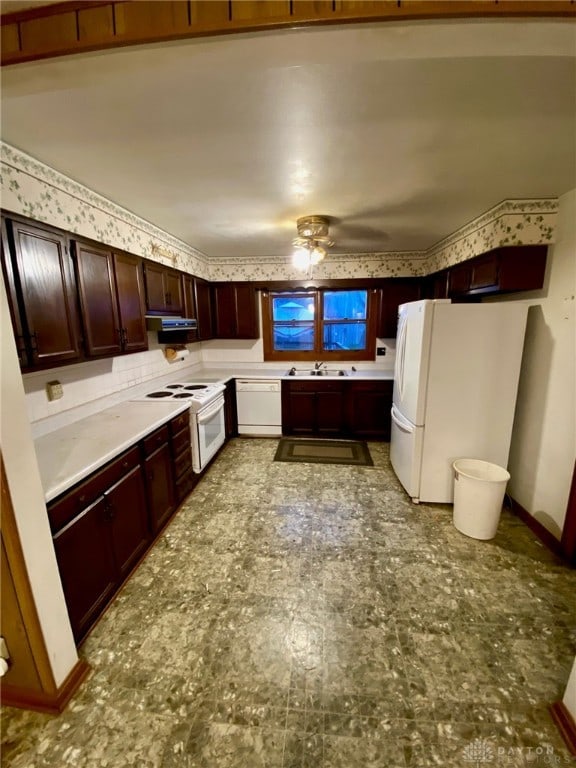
145 316 197 332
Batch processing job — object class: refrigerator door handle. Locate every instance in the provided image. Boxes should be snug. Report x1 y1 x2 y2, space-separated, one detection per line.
396 315 408 400
391 405 415 433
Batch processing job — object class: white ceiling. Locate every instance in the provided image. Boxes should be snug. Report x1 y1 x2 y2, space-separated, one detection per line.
1 19 575 259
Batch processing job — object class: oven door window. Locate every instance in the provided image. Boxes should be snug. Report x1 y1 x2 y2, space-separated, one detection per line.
195 396 226 471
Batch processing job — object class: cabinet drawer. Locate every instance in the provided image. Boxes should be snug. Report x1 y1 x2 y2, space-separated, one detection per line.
287 380 344 393
174 446 193 479
171 426 190 457
48 445 140 534
169 410 190 436
142 424 170 457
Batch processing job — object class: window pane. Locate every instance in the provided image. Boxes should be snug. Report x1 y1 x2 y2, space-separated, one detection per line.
273 296 315 322
274 324 315 351
323 291 367 321
323 322 366 351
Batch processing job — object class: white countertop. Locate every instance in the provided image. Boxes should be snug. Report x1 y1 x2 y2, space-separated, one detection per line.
36 400 189 503
33 364 394 503
188 366 395 383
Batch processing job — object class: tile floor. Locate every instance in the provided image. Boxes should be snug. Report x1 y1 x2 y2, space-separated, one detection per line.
2 439 575 767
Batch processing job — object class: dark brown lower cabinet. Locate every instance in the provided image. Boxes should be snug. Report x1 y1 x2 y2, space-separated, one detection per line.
48 414 191 645
53 496 118 644
347 381 394 440
107 466 150 580
282 380 392 440
144 439 176 535
169 411 196 504
282 381 345 437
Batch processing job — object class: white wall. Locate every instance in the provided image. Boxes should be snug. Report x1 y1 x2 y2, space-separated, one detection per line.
0 278 79 687
25 335 202 434
486 189 576 538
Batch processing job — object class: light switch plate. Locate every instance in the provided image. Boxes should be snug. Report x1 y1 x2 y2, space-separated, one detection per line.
46 381 63 401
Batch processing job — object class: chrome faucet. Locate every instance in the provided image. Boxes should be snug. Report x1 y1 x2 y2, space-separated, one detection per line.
314 361 327 370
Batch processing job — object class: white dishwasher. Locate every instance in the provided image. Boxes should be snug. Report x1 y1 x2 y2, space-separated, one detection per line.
236 379 282 436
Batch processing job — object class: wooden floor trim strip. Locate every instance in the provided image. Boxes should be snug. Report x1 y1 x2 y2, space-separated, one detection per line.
1 658 91 714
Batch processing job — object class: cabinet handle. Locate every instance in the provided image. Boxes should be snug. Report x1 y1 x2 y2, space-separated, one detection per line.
103 499 115 521
122 460 129 469
122 328 128 345
29 331 38 352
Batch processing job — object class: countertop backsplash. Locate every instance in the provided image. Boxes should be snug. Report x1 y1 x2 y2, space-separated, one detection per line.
25 334 395 438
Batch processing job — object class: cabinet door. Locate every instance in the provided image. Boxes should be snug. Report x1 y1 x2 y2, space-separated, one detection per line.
469 253 499 291
194 278 214 340
53 497 117 643
114 252 148 352
235 283 259 338
448 262 472 296
10 219 81 367
316 387 345 436
498 245 547 292
74 240 122 356
164 270 183 314
213 283 236 337
144 442 176 534
283 388 316 436
1 219 27 366
182 274 198 341
347 381 393 440
106 465 150 580
377 280 421 338
144 262 167 312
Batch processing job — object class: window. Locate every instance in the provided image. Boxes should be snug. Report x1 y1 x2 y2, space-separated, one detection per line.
262 289 376 362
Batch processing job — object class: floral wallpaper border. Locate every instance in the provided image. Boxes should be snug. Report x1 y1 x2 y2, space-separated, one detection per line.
424 198 558 275
0 142 559 282
0 142 210 278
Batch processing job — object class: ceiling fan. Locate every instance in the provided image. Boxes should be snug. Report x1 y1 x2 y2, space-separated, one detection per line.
291 215 334 271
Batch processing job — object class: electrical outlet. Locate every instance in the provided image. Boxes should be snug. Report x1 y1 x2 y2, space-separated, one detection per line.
377 347 386 356
46 381 63 401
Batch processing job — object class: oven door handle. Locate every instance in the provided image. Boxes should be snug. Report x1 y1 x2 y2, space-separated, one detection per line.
196 396 225 424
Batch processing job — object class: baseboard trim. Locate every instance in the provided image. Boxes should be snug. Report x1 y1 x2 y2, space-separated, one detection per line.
550 700 576 756
508 496 565 559
1 658 90 714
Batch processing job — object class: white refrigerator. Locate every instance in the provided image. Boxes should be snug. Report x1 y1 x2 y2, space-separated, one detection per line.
390 299 528 504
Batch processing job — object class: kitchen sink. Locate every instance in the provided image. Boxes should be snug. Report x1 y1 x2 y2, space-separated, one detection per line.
286 368 348 377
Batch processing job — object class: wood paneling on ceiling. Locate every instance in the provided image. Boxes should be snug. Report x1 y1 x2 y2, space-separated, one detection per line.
1 1 574 66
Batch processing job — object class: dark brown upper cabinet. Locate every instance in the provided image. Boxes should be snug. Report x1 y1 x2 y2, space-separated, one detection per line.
144 261 183 315
448 261 472 297
377 280 421 338
425 246 547 301
73 239 148 357
113 251 148 353
193 277 214 340
2 216 81 370
181 273 199 342
213 282 258 339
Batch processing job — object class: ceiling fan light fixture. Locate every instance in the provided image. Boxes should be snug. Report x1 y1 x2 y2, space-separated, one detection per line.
291 215 333 272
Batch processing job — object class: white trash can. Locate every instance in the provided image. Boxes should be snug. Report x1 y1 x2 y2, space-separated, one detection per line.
452 459 510 540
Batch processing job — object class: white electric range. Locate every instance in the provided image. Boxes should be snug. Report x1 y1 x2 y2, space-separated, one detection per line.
131 382 226 472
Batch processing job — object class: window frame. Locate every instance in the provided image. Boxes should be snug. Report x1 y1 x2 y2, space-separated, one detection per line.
262 288 378 362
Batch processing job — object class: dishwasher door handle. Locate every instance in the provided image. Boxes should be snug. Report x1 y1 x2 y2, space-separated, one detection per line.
236 380 281 392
